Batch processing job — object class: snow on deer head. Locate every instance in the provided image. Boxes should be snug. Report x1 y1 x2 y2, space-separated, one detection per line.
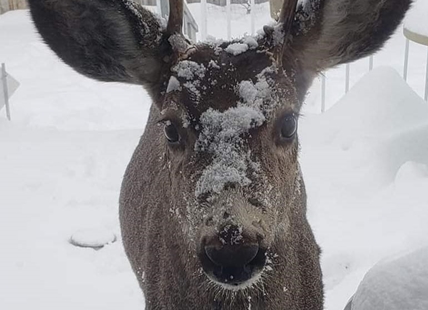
28 0 411 308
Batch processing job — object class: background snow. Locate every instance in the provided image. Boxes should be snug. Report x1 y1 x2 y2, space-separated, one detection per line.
405 0 428 37
350 247 428 310
1 3 428 310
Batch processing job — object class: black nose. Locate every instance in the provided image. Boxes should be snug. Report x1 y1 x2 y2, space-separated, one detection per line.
205 244 259 268
200 225 267 286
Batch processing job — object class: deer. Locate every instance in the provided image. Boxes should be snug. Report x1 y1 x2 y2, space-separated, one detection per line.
27 0 411 309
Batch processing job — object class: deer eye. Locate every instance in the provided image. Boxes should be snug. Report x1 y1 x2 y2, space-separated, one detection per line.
279 114 297 140
164 121 180 144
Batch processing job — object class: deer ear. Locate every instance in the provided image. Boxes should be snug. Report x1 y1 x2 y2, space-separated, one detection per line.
28 0 169 94
290 0 412 75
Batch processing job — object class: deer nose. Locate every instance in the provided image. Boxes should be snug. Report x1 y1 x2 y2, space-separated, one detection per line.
205 243 259 268
200 225 267 286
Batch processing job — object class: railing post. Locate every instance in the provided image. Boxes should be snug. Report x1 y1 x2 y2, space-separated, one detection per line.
321 75 326 113
226 0 231 40
200 0 207 40
425 47 428 101
250 0 255 35
404 38 410 81
1 63 11 121
345 63 350 93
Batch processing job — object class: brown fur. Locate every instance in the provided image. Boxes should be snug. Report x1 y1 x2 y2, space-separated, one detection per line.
28 0 411 309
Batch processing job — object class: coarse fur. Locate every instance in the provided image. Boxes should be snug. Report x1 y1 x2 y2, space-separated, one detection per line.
28 0 412 309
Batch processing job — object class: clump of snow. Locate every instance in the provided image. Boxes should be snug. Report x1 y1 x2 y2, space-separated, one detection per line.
349 247 428 310
172 60 207 101
70 228 117 249
208 60 221 69
166 76 181 93
224 37 259 56
195 106 264 197
172 60 206 80
243 36 258 49
194 68 278 198
225 42 249 55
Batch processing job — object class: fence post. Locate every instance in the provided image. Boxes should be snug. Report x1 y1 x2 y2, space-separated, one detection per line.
321 75 326 113
250 0 255 35
226 0 231 40
156 0 162 16
1 63 11 121
369 56 374 71
200 0 207 40
425 47 428 101
404 38 410 81
345 63 350 93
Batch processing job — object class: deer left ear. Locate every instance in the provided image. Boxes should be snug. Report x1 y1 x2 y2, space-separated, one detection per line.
289 0 412 76
28 0 171 95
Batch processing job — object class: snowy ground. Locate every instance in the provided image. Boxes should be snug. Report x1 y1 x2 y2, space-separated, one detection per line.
1 3 428 310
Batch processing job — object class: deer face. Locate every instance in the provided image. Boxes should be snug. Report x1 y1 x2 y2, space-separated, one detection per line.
28 0 411 298
159 45 302 288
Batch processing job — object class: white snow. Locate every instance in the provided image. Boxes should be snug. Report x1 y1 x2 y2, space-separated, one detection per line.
1 4 428 310
243 36 258 49
350 247 428 310
225 42 249 55
404 0 428 38
172 60 206 80
195 105 264 197
70 228 117 249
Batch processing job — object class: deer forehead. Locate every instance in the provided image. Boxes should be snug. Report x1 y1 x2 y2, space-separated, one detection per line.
163 45 299 122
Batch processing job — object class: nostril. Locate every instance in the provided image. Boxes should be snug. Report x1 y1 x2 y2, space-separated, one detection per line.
205 244 259 268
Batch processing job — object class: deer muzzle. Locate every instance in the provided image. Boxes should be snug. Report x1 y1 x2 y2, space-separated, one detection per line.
199 224 267 288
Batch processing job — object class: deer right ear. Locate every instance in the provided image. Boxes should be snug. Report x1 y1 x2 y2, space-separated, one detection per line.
287 0 412 84
28 0 170 95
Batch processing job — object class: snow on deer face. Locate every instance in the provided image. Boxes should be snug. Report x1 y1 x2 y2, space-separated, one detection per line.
158 43 302 287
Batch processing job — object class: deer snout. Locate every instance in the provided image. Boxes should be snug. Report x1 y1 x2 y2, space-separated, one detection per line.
200 225 267 288
205 243 259 268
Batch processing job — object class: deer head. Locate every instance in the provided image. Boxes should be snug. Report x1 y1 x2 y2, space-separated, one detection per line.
28 0 411 308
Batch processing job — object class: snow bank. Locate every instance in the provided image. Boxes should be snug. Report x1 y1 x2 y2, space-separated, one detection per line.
302 67 428 146
350 247 428 310
300 67 428 191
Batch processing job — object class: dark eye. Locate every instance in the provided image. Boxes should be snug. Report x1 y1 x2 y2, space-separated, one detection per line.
164 122 180 144
279 114 297 140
